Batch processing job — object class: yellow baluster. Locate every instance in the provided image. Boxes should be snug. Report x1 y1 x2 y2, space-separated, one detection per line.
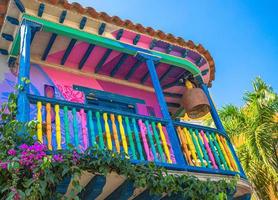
46 103 52 150
55 105 61 150
157 123 172 163
110 114 120 153
177 126 192 165
220 136 238 171
103 113 112 151
37 101 43 144
117 115 128 155
183 128 199 166
216 134 232 170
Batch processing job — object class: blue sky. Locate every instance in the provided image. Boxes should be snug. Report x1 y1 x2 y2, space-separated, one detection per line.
70 0 278 107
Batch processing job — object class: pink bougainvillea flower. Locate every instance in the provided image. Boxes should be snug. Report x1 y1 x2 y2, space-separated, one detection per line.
7 149 16 156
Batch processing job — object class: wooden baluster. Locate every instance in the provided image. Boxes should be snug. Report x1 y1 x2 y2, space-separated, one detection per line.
206 132 222 170
145 120 158 162
117 115 128 155
96 111 105 149
88 110 96 147
103 113 113 151
220 136 238 171
80 109 88 149
157 123 172 163
177 126 193 165
138 119 152 161
151 122 165 162
63 106 70 149
211 133 229 170
37 101 43 144
125 117 137 159
215 134 232 170
195 129 211 168
200 130 218 169
46 103 52 150
110 114 120 153
55 105 62 150
182 128 199 166
189 128 205 167
72 108 79 149
132 118 144 161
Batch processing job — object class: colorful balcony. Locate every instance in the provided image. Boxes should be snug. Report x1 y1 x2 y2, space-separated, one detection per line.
0 0 252 199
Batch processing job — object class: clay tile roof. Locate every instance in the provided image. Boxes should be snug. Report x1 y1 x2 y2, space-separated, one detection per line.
0 0 215 85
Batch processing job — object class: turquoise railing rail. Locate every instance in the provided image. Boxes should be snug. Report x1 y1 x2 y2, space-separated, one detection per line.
28 94 175 164
28 94 245 178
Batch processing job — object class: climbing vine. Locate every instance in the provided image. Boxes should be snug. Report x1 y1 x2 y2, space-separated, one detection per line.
0 93 237 200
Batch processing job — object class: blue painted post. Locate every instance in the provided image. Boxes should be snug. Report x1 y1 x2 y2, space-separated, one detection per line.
17 20 32 123
138 52 186 166
200 81 225 133
198 76 247 178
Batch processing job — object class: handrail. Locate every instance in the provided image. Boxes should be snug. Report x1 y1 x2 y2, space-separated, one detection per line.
27 94 168 124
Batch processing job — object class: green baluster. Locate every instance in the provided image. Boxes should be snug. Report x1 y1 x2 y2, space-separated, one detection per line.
189 128 205 167
206 131 222 170
195 129 211 168
88 110 96 147
96 111 104 149
63 106 70 149
151 121 165 162
211 132 228 170
145 120 158 162
72 108 79 149
132 118 144 161
125 117 137 159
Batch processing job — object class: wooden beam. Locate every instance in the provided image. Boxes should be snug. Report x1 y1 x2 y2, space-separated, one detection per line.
14 0 25 13
133 189 161 200
61 39 77 65
116 29 124 40
41 33 57 61
31 57 155 93
159 65 173 82
2 33 13 42
149 39 157 49
95 49 113 73
79 17 87 30
133 34 141 45
163 92 182 98
37 3 45 17
98 23 106 35
110 54 129 77
78 44 95 69
59 10 67 23
78 175 106 200
125 60 142 80
167 102 180 108
105 180 134 200
6 16 19 25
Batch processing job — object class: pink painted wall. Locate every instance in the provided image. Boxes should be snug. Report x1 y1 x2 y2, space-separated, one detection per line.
30 64 162 117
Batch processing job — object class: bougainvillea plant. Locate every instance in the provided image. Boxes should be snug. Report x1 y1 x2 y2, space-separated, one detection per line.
0 93 238 200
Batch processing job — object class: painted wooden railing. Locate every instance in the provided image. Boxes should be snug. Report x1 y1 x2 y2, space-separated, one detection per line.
174 121 240 173
28 94 244 178
28 94 174 164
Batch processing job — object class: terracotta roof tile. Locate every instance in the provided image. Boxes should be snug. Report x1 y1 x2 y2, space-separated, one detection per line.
0 0 215 85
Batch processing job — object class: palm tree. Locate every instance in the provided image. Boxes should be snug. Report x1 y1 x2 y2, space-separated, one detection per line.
208 77 278 200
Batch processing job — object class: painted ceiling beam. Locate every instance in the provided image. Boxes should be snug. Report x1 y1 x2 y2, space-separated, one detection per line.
116 29 124 40
133 189 161 200
14 0 25 13
166 44 173 54
37 3 45 17
110 53 129 77
12 15 201 76
133 34 141 45
6 16 19 25
125 60 142 80
141 63 160 84
167 102 180 108
79 17 87 30
59 10 67 23
163 92 183 98
0 49 8 55
98 23 106 35
159 65 173 82
162 70 190 89
105 180 135 200
202 68 209 75
182 49 189 58
95 49 113 73
61 39 77 65
41 33 57 61
78 44 95 69
149 39 157 49
196 57 204 67
2 33 13 41
78 175 106 200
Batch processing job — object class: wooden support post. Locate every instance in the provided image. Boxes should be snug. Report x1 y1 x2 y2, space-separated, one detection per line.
137 52 186 166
